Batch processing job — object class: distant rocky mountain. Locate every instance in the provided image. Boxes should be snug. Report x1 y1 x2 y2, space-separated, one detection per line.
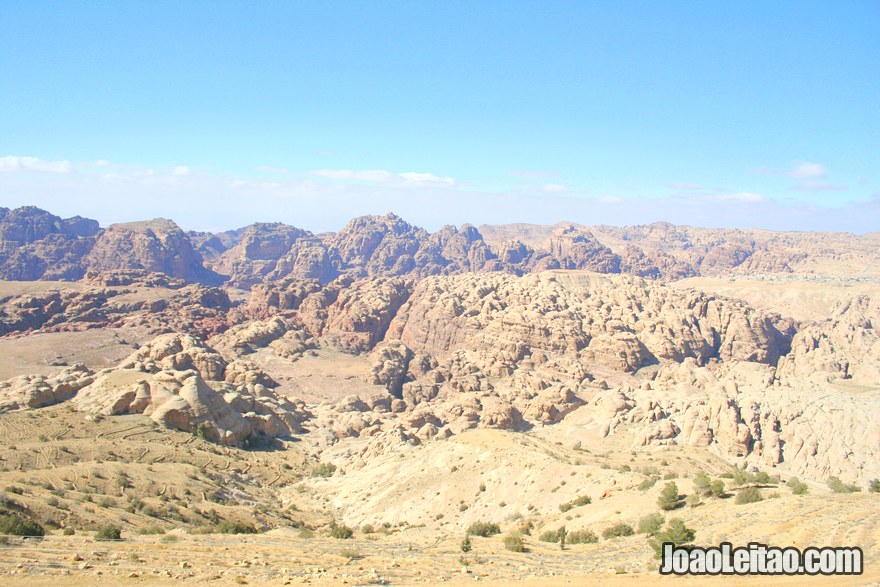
0 207 220 283
1 205 878 286
85 218 223 285
0 206 100 280
480 221 880 278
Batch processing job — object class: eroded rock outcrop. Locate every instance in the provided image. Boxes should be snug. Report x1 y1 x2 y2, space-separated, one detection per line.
0 280 232 339
0 206 100 280
120 333 229 381
85 219 220 284
72 367 307 445
71 333 309 445
386 272 793 371
777 294 880 386
0 364 94 412
572 360 880 485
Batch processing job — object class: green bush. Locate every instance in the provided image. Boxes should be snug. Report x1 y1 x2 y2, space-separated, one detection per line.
735 486 763 504
516 519 534 536
787 477 809 495
0 513 45 537
637 477 658 491
138 525 165 535
827 477 860 494
753 471 772 485
217 520 258 534
637 513 664 535
869 479 880 493
558 494 592 512
657 482 681 511
566 529 598 544
538 529 560 542
460 535 472 553
709 479 725 497
311 463 337 478
693 473 711 495
329 522 353 539
649 519 695 557
95 525 122 541
466 521 501 537
503 532 525 552
602 523 634 540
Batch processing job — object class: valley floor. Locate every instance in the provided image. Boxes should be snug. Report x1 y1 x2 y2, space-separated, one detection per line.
2 528 878 586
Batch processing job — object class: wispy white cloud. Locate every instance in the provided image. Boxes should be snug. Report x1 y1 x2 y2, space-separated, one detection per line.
99 173 125 183
399 172 455 186
712 191 766 202
171 165 190 176
311 168 454 186
670 181 701 190
542 183 568 193
756 161 828 179
312 169 391 181
756 160 849 192
0 155 72 173
791 180 848 192
256 165 288 173
785 161 827 179
510 170 559 179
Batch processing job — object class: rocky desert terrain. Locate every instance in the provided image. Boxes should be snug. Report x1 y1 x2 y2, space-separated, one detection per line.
0 205 878 585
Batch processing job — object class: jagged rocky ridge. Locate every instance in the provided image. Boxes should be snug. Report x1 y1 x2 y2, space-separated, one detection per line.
0 205 878 487
3 206 878 285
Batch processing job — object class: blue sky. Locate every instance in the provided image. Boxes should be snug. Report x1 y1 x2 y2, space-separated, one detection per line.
1 1 878 233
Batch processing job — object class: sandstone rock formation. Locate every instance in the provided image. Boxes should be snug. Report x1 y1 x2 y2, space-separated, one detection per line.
480 221 880 279
0 206 100 280
0 364 94 412
85 219 221 284
0 280 232 339
571 359 880 485
385 272 793 370
777 293 880 386
70 333 310 445
0 206 99 246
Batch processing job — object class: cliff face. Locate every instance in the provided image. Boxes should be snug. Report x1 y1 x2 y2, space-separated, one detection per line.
0 209 220 284
0 206 100 280
84 219 222 284
0 206 100 245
